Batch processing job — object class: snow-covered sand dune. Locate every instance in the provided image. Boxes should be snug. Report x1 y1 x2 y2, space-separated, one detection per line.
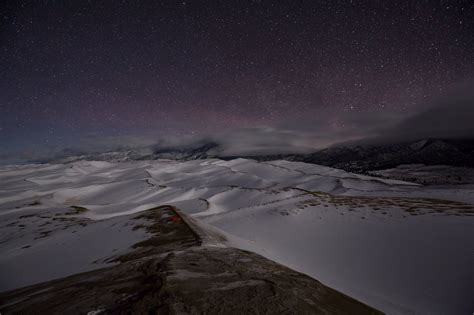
1 159 473 314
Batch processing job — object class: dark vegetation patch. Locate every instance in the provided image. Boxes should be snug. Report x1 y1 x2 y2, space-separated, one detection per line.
293 190 474 217
64 205 89 215
19 214 35 219
34 230 52 239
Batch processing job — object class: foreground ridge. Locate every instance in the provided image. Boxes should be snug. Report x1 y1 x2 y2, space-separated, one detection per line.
0 206 381 314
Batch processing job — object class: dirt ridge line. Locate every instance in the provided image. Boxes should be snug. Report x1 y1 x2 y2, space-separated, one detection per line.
168 205 227 247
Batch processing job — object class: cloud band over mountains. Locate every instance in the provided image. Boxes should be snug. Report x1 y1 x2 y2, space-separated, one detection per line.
1 83 473 164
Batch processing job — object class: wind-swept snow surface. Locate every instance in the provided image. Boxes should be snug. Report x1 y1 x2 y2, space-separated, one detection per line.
1 159 473 314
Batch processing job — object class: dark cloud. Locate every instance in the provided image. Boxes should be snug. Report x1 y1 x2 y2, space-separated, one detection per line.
151 127 318 156
150 82 474 153
373 83 474 142
1 83 473 165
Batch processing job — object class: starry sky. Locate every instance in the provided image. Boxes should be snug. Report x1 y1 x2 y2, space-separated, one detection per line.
1 1 474 161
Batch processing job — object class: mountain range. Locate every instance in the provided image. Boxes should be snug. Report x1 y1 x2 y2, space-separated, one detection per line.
49 137 474 173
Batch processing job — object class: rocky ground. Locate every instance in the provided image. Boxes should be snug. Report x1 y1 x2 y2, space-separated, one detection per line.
0 206 381 314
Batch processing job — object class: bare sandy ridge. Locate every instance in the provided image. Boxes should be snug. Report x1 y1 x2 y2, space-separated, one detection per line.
0 205 381 315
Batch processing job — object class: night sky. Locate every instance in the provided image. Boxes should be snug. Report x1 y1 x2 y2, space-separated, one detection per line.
1 1 474 161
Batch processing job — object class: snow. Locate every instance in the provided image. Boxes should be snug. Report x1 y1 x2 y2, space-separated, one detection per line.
0 158 473 314
0 208 151 291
